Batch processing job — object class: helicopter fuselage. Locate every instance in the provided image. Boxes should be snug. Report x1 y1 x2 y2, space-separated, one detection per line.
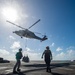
13 29 48 41
13 29 37 39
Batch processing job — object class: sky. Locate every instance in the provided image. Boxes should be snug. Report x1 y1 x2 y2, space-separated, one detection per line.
0 0 75 61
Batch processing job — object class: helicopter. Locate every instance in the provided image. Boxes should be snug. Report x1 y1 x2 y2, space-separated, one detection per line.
6 19 48 42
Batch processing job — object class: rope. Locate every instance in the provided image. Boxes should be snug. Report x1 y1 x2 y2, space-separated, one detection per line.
25 38 27 49
23 38 27 57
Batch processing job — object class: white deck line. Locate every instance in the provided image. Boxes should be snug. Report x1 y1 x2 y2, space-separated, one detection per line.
0 67 8 70
57 67 74 71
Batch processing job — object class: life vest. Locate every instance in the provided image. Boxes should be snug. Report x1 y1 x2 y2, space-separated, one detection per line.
16 52 22 60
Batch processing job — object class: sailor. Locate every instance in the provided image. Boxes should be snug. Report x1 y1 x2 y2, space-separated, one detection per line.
13 48 23 73
42 46 52 72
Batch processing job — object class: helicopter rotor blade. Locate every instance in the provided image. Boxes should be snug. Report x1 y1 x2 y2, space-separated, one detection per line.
28 19 40 29
6 20 26 30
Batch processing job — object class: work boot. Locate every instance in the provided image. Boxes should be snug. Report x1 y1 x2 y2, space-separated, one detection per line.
46 67 48 72
49 68 51 73
13 71 18 74
17 69 21 72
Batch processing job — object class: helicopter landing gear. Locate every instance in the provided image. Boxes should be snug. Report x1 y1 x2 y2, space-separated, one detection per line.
21 37 23 38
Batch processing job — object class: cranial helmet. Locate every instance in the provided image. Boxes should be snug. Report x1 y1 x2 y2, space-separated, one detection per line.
46 46 49 49
19 48 22 51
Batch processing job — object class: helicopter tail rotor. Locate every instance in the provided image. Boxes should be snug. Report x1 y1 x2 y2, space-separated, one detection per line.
41 35 48 42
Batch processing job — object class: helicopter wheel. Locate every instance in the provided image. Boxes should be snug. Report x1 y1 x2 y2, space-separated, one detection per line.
21 37 23 38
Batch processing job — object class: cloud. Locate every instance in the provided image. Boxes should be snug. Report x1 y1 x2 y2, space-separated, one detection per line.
50 43 55 47
53 52 65 60
9 35 15 40
0 49 10 55
10 41 21 49
0 48 16 60
53 48 75 60
5 54 15 60
0 47 75 61
0 49 15 60
4 47 42 60
23 47 41 60
56 47 63 51
12 49 18 53
27 52 41 60
26 47 32 52
66 46 75 50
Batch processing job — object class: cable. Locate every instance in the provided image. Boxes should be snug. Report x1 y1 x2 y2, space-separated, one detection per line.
25 38 27 49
